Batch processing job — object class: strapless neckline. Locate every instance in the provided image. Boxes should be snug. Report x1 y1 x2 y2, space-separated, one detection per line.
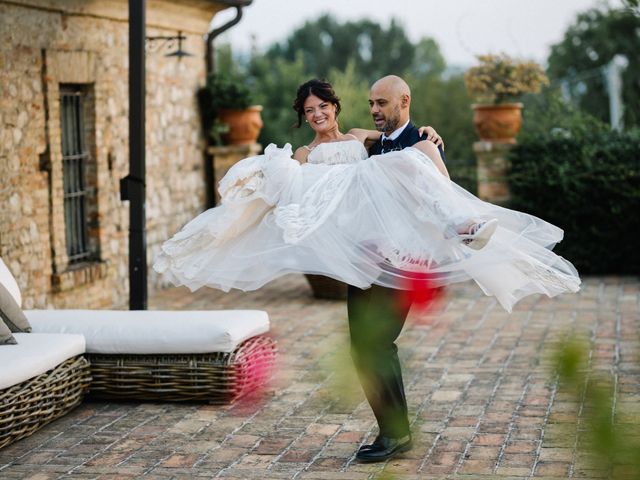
308 139 363 150
307 140 368 166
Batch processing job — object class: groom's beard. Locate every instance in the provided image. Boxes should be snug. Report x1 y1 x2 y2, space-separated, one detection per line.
373 106 402 134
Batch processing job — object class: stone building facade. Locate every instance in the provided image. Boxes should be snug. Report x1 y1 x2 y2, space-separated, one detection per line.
0 0 239 308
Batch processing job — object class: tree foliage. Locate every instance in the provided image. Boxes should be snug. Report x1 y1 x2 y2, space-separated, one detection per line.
246 52 309 149
265 14 417 84
409 38 446 78
408 72 477 191
234 13 477 178
547 6 640 127
326 62 371 133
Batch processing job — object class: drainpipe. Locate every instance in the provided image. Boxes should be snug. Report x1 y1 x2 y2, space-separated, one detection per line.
206 2 252 74
203 1 252 207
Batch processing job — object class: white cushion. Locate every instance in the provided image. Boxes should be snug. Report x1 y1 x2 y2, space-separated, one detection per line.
26 309 270 354
0 257 21 308
0 333 86 390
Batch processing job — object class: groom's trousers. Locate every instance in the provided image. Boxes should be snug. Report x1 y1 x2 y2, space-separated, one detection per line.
347 283 412 438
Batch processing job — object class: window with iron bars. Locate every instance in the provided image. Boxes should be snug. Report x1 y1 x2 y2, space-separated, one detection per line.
59 85 95 264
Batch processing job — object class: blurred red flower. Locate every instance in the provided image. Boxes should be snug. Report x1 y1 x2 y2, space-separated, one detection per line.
398 271 445 314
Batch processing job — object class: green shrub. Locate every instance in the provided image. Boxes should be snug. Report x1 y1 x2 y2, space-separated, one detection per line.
197 71 254 143
508 118 640 274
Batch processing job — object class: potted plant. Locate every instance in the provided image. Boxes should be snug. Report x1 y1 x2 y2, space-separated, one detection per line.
198 71 263 145
464 54 549 143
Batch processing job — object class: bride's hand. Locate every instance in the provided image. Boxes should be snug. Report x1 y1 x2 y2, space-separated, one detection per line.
418 126 445 149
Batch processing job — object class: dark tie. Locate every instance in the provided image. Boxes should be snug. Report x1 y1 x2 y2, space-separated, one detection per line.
381 139 395 153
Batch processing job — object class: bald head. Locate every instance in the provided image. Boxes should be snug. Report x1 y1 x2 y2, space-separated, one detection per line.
371 75 411 99
369 75 411 134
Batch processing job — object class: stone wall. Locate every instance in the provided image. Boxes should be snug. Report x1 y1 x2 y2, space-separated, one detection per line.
0 0 229 308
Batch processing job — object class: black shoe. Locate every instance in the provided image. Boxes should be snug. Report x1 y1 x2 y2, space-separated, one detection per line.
355 434 412 463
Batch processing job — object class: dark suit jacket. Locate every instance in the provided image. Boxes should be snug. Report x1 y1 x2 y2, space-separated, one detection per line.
369 122 446 161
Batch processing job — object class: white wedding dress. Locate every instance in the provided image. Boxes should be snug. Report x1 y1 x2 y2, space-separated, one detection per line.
153 140 580 312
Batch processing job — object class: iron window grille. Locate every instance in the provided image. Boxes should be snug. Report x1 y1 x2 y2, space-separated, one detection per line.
60 86 92 263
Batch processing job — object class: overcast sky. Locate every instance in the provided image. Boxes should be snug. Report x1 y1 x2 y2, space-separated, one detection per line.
214 0 622 67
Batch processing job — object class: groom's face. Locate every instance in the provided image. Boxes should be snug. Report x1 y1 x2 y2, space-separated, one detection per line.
368 87 402 134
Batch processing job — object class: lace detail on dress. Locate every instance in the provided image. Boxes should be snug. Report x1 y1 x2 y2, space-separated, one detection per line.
514 260 581 293
218 143 294 202
275 165 353 244
154 139 580 311
274 140 368 244
307 140 368 165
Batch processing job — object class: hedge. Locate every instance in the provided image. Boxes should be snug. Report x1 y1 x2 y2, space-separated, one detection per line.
507 129 640 274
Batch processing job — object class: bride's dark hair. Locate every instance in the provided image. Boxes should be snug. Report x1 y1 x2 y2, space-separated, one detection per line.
292 79 342 128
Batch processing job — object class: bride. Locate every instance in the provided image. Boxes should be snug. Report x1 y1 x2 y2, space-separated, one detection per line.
154 79 580 312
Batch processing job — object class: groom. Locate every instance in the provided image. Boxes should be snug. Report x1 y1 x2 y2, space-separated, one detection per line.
348 75 446 463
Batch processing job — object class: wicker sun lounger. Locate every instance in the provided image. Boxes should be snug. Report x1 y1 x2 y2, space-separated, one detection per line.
0 334 91 450
87 334 276 403
26 309 277 404
1 259 276 451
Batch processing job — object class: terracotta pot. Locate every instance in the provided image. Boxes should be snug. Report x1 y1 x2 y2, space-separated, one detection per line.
472 103 523 143
218 105 264 145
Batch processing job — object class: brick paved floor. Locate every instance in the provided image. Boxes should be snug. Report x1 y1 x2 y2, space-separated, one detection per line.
0 274 638 479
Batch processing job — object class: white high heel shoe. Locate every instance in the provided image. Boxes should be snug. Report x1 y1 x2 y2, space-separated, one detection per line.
459 218 498 250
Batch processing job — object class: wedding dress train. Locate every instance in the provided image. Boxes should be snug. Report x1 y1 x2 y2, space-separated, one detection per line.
154 141 580 312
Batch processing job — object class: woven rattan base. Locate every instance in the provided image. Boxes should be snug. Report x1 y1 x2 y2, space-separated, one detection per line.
86 335 276 403
0 355 91 450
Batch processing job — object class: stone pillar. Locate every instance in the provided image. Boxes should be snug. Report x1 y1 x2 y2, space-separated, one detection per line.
473 141 515 205
207 144 262 204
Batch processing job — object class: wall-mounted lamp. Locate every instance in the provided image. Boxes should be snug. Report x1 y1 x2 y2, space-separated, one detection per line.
145 31 193 58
